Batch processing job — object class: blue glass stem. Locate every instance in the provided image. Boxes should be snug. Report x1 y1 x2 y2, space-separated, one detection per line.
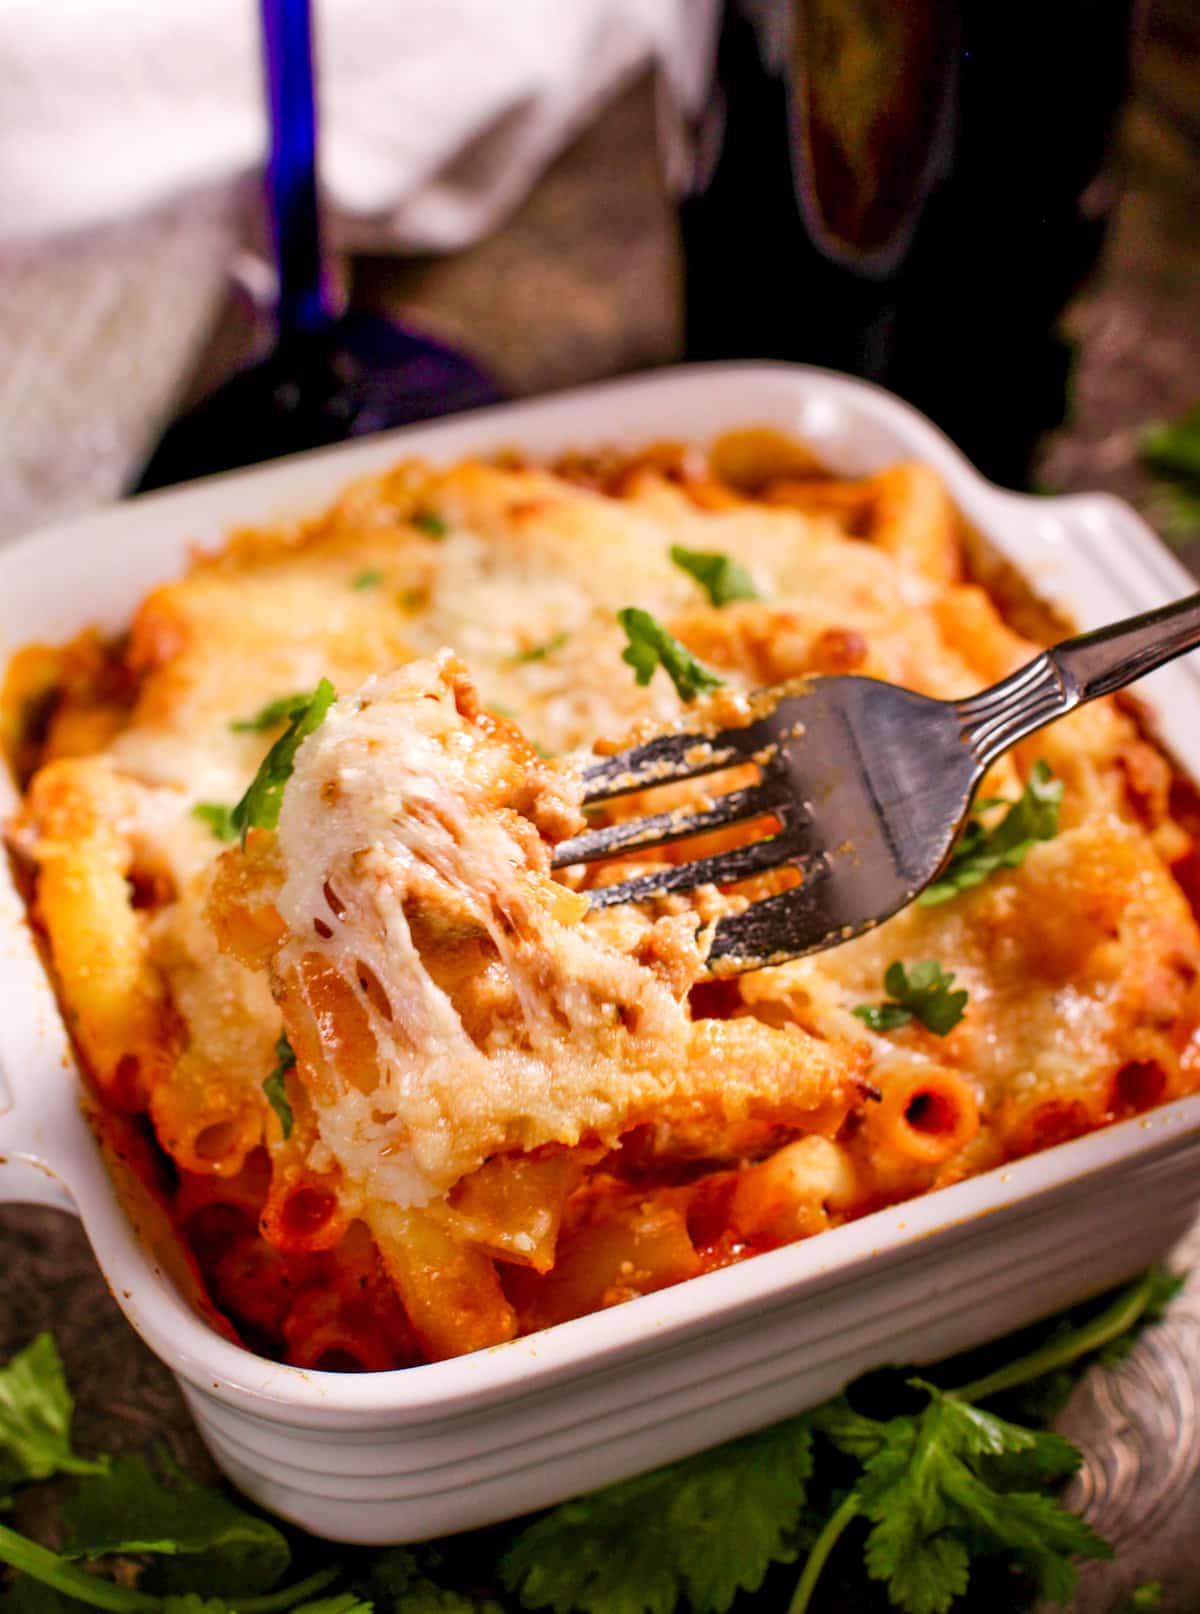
261 0 332 335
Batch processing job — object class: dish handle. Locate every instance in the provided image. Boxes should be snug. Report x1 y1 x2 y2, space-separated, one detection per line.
0 1051 87 1214
0 883 87 1215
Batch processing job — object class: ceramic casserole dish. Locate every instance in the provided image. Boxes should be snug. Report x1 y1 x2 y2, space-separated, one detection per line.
2 361 1200 1543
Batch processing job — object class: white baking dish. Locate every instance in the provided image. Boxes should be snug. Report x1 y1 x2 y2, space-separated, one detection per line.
2 362 1199 1544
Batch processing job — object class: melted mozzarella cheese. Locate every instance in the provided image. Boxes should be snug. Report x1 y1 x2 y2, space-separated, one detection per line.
273 657 713 1203
268 656 859 1208
20 446 1200 1215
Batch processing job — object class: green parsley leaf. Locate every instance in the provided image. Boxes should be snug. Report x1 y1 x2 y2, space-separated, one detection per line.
0 1336 106 1505
919 762 1063 906
669 546 759 607
0 1554 334 1614
61 1451 290 1596
1140 405 1200 547
351 570 384 591
0 1581 86 1614
231 679 336 846
230 695 313 733
500 1415 811 1614
837 1382 1109 1614
284 1601 372 1614
850 1001 913 1033
1142 405 1200 479
1095 1268 1185 1368
191 804 238 843
1123 1582 1165 1612
188 1572 341 1614
853 960 968 1037
413 511 448 539
0 1266 1179 1614
263 1032 296 1140
617 608 724 703
0 1530 158 1614
510 632 570 665
1149 479 1200 545
807 1395 888 1461
363 1549 502 1614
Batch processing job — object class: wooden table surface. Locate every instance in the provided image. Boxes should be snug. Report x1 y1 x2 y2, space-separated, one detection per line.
3 5 1200 1608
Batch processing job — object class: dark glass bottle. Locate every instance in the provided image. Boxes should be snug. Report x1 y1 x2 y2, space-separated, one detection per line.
678 1 1135 487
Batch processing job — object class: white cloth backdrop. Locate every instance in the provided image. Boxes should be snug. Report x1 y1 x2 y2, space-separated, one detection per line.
0 0 715 539
0 0 708 248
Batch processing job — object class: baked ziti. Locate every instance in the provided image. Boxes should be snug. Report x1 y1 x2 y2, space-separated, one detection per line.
7 431 1200 1369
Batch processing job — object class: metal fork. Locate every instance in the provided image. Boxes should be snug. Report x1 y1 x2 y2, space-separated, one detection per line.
552 592 1200 974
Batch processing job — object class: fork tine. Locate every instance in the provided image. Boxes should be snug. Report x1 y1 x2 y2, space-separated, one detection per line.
704 858 836 972
552 773 794 867
579 717 778 804
583 823 817 909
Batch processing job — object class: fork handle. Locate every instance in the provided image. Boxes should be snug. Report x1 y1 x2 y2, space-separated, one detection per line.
960 591 1200 772
1054 590 1200 700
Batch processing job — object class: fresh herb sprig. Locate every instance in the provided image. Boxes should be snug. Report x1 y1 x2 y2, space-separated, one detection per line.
190 804 238 844
230 695 313 734
1123 1582 1164 1612
1140 404 1200 546
920 763 1062 906
617 609 724 702
60 1449 291 1595
502 1417 812 1614
0 1337 327 1613
0 1269 1181 1614
798 1383 1106 1614
669 546 759 608
263 1032 296 1140
853 960 968 1037
412 511 448 539
0 1336 106 1505
511 633 570 665
231 679 336 846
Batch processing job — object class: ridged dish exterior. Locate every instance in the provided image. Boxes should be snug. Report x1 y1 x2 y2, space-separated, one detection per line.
2 364 1200 1542
184 1143 1200 1541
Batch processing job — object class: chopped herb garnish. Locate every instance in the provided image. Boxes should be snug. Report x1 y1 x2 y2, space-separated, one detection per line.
413 510 448 539
230 679 336 847
919 761 1063 906
510 631 570 665
617 607 724 702
351 569 384 591
191 803 238 843
487 702 517 720
670 544 759 607
230 694 312 733
854 959 968 1037
262 1031 295 1140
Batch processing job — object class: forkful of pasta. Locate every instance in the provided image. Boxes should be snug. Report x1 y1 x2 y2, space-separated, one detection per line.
555 590 1200 973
